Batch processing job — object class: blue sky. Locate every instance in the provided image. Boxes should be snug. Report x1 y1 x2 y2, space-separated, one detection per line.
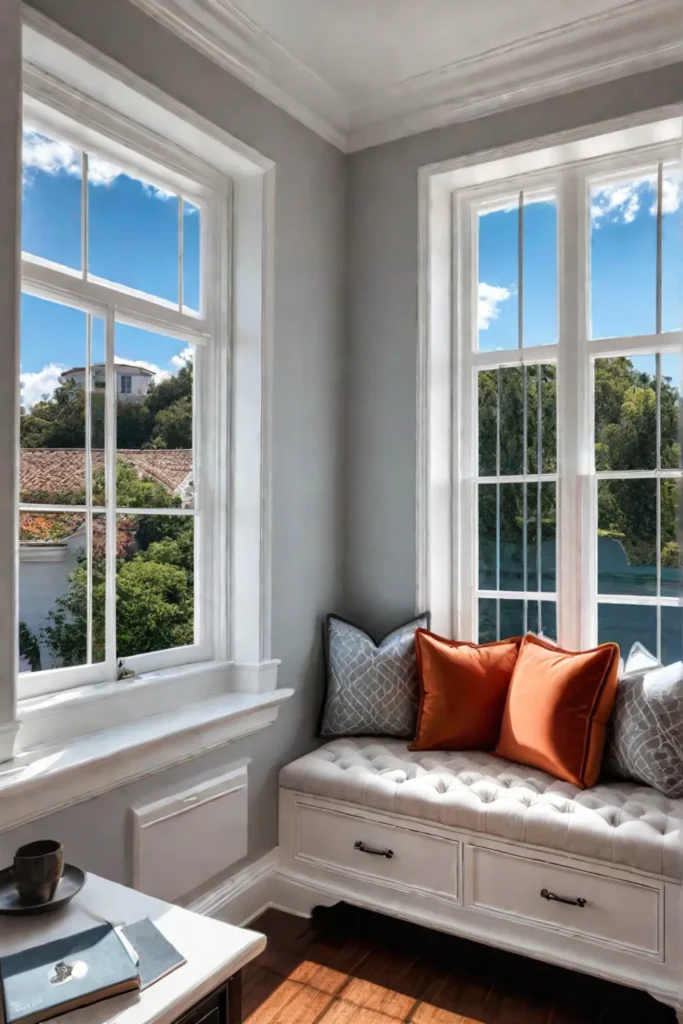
478 174 682 381
21 130 681 409
20 128 199 409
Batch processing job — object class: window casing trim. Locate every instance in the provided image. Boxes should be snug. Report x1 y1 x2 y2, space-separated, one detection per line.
418 109 683 652
0 10 279 762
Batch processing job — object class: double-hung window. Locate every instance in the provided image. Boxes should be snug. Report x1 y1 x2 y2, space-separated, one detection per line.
19 109 227 697
452 127 682 662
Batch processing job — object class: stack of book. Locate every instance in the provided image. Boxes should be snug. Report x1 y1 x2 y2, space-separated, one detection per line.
0 920 185 1024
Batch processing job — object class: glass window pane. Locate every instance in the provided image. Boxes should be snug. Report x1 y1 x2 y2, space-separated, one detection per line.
598 479 657 596
540 365 557 473
527 601 557 642
478 598 497 643
662 607 683 668
499 368 524 475
525 364 557 475
19 511 90 671
523 193 557 347
478 485 496 590
89 161 179 304
661 354 681 470
595 356 656 471
20 295 88 505
598 603 657 660
661 477 681 601
590 171 657 339
114 323 194 509
500 483 523 591
22 127 81 271
182 200 201 313
478 201 518 352
90 319 106 507
526 482 557 593
500 599 524 638
479 598 556 643
478 370 497 476
116 513 194 658
662 164 682 335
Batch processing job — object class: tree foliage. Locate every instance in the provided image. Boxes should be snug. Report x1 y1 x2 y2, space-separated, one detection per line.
21 362 193 451
477 358 679 576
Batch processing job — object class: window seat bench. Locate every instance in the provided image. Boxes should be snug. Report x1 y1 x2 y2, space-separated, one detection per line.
278 738 683 1021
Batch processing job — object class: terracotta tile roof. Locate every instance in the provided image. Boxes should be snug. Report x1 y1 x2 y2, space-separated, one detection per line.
20 449 193 498
19 510 136 554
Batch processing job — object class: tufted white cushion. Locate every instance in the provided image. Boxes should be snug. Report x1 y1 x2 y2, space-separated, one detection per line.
280 738 683 880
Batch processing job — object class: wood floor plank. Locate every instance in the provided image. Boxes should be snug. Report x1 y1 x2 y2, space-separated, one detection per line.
316 1001 406 1024
245 904 677 1024
244 978 333 1024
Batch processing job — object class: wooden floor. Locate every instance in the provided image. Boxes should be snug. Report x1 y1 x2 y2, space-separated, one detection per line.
243 904 676 1024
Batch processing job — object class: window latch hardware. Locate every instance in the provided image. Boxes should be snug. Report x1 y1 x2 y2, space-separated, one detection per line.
116 660 136 681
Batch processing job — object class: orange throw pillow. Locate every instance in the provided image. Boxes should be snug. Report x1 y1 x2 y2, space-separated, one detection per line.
410 630 522 751
495 634 620 788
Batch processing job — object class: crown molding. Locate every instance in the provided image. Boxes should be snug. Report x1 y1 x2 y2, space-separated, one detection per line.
128 0 348 150
128 0 682 154
347 0 683 151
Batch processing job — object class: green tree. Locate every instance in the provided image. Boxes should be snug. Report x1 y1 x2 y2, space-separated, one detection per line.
21 379 85 449
19 622 42 672
21 360 193 453
42 458 193 667
116 559 193 658
477 358 680 580
150 394 192 449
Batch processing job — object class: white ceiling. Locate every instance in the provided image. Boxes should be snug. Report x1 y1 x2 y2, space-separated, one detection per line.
230 0 629 100
132 0 682 150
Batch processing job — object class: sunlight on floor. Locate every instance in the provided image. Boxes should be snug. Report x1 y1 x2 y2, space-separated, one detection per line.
245 958 486 1024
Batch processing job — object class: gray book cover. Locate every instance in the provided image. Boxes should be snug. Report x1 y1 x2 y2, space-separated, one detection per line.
1 923 140 1024
121 919 185 990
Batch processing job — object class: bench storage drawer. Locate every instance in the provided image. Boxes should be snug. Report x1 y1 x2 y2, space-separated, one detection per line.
466 845 662 957
295 802 460 900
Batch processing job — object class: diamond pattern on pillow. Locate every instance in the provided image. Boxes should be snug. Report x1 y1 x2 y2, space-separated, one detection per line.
605 649 683 798
319 614 429 738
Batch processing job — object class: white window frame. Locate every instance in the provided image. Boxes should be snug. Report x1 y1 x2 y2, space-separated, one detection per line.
19 89 224 699
418 109 683 655
0 9 282 765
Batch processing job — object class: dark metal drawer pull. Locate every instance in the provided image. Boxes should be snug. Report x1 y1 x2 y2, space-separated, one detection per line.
354 840 393 859
541 887 586 908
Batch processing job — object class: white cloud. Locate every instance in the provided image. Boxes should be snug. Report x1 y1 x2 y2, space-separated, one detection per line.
22 129 174 201
657 171 682 216
592 171 682 226
115 356 170 383
478 282 512 330
20 363 66 411
170 346 193 370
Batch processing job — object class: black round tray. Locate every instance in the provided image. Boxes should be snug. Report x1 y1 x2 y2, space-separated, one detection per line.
0 864 86 916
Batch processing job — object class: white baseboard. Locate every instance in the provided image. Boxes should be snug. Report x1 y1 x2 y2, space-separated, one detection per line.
187 848 281 926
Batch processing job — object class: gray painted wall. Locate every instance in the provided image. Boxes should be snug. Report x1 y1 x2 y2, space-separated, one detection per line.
346 65 683 639
1 0 347 884
3 0 681 895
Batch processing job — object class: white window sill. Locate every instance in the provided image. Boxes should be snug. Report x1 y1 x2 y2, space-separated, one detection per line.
0 684 293 834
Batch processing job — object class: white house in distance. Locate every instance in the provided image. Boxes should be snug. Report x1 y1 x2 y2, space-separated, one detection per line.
60 362 154 400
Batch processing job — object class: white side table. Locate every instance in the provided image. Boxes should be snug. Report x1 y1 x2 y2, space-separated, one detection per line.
0 873 265 1024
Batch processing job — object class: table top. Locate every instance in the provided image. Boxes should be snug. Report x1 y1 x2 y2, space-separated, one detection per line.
0 872 266 1024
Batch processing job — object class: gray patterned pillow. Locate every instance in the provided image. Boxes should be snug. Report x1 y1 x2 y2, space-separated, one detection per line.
319 614 429 738
605 644 683 797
